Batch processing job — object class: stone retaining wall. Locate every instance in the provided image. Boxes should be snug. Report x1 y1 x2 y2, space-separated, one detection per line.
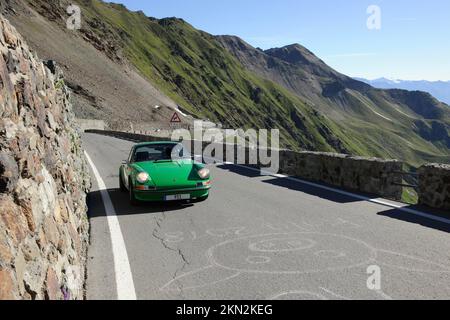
279 151 403 199
418 164 450 211
0 15 90 300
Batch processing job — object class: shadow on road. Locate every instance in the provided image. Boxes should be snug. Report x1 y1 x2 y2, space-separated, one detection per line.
262 177 363 204
216 164 263 178
216 164 361 203
378 206 450 233
215 163 450 233
87 188 194 218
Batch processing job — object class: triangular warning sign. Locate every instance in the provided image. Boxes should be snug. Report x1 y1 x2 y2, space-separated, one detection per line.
170 112 182 123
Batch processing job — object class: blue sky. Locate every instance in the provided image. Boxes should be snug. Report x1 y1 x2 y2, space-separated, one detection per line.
111 0 450 81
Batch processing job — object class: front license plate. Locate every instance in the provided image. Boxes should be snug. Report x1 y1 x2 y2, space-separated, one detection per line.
165 194 190 201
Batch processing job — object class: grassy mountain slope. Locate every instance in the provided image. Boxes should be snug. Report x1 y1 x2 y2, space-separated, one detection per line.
218 36 450 166
30 0 361 152
6 0 450 166
356 77 450 105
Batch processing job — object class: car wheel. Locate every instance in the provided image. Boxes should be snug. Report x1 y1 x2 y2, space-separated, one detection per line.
119 171 126 192
129 177 139 206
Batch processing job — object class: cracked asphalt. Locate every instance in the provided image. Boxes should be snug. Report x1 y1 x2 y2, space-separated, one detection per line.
83 133 450 300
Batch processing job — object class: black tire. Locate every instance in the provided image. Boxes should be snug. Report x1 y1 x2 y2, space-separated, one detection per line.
119 171 126 192
129 178 139 206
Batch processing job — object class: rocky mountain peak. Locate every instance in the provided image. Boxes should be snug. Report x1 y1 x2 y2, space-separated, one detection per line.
215 35 265 59
265 43 324 67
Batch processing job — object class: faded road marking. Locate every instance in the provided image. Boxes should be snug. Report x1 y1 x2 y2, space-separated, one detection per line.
85 151 137 300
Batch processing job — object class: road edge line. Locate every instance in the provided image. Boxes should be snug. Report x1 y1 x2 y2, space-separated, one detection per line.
212 159 450 226
84 151 137 300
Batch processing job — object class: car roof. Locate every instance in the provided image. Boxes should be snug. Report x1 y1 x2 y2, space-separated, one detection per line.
134 141 179 148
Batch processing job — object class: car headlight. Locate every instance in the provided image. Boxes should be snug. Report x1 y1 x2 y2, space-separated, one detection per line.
198 168 210 179
136 172 150 183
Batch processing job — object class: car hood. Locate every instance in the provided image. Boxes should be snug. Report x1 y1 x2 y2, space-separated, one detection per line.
134 160 200 188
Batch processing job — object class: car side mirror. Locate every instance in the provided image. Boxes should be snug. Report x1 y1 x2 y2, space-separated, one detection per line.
121 160 128 165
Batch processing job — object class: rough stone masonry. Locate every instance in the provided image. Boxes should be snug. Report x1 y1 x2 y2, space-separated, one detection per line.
0 14 90 300
418 163 450 211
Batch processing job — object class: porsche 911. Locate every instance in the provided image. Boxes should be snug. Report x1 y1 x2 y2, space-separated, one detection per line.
119 142 211 205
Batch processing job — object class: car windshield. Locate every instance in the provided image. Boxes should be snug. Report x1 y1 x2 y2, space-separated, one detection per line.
132 143 190 163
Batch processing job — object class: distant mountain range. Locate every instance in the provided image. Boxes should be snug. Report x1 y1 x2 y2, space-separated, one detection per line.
355 78 450 105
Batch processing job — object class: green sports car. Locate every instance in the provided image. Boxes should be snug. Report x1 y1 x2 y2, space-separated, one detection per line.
119 141 211 205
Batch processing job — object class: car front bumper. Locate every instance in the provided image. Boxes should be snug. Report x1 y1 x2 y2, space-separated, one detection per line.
134 186 211 202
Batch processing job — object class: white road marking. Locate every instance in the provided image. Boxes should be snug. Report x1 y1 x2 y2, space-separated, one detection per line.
215 159 450 226
375 290 393 300
269 290 328 300
320 287 351 300
84 151 137 300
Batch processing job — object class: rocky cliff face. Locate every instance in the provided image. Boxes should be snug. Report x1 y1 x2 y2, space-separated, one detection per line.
0 14 90 300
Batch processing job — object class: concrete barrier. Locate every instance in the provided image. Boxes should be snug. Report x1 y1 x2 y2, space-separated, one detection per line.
76 119 106 131
86 129 404 200
418 164 450 211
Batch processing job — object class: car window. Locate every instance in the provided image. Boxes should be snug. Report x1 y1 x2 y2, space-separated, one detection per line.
132 144 190 163
127 148 134 163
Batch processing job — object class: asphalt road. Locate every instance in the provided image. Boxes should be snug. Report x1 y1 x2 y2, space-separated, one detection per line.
82 133 450 300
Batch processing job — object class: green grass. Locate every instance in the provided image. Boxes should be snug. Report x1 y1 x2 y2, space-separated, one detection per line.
402 188 419 205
